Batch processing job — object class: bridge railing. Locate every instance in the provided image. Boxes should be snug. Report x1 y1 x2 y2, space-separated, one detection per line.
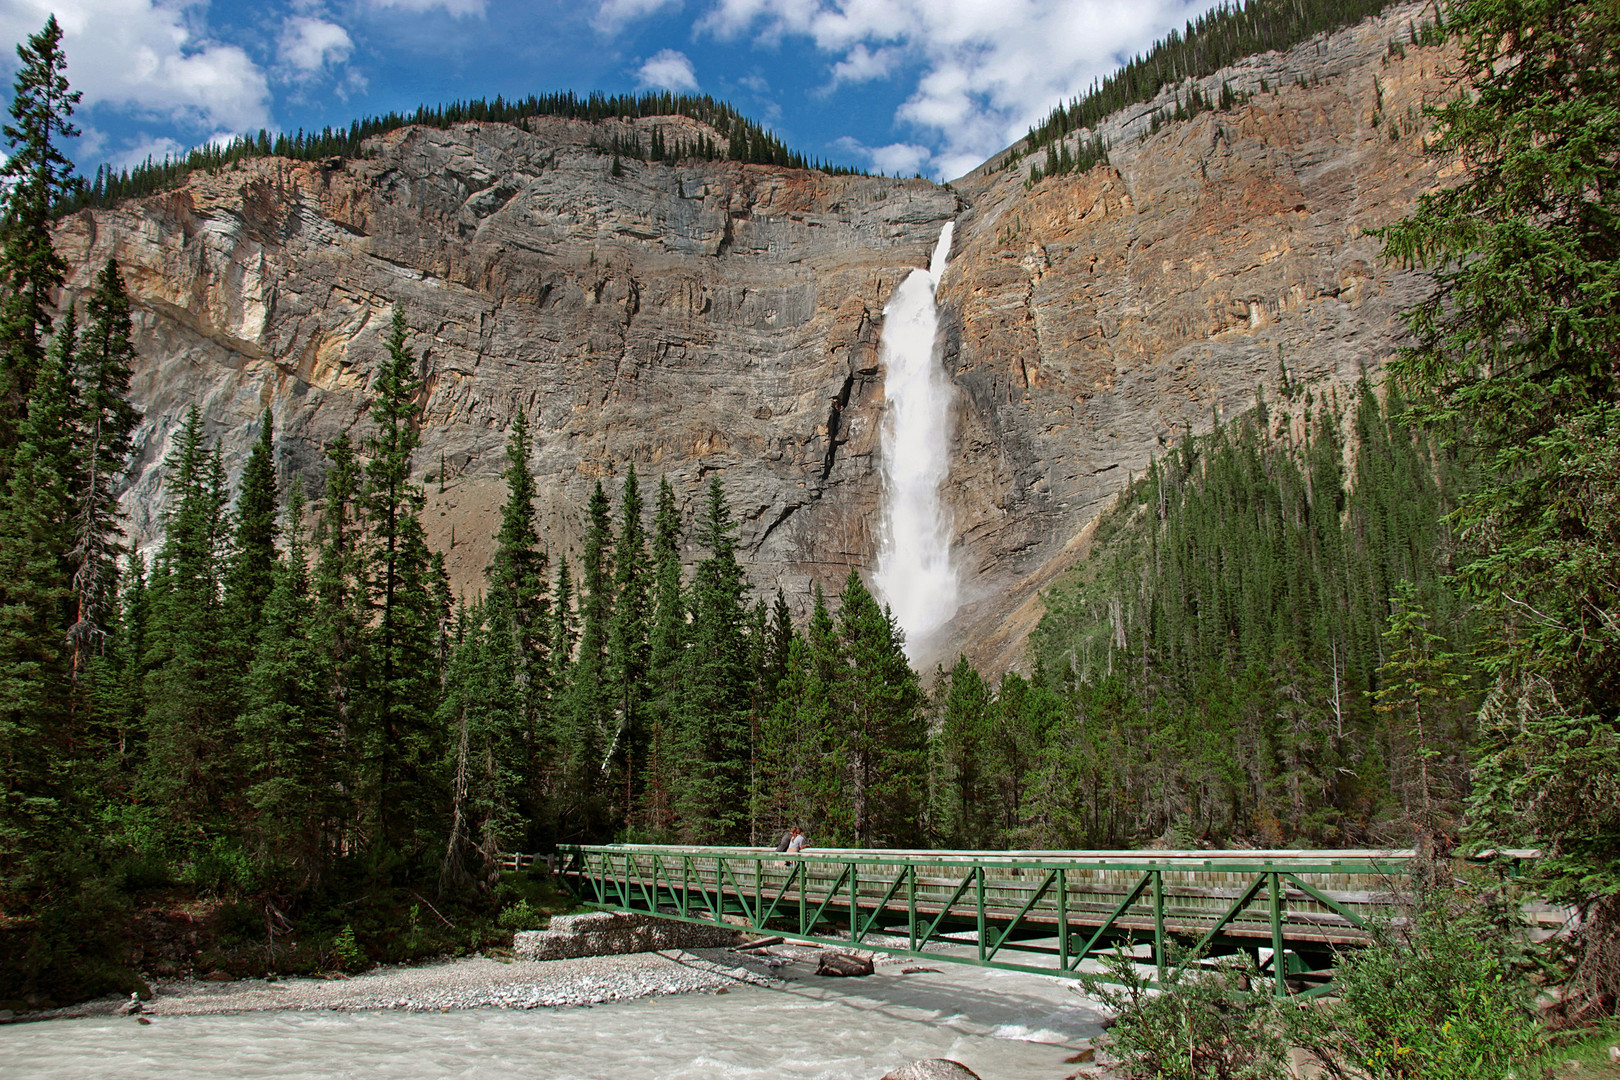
557 844 1447 994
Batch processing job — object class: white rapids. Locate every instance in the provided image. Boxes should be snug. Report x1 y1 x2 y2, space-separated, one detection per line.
874 222 960 661
0 953 1106 1080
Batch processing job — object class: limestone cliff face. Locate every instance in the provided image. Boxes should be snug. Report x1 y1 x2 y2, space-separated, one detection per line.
55 115 958 605
941 0 1451 670
54 1 1449 666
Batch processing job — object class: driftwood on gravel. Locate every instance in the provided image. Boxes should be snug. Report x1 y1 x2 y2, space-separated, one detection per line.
816 951 875 977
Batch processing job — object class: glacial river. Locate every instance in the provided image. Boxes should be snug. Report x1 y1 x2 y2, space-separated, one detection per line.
0 961 1105 1079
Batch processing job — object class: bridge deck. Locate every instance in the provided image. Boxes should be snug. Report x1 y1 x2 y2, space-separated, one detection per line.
558 844 1453 995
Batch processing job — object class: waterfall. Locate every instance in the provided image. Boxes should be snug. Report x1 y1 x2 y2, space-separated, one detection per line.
874 222 958 661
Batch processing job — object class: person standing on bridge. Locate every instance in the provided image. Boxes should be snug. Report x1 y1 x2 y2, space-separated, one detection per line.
787 828 807 855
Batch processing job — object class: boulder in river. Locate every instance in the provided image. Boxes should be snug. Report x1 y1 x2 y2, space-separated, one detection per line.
816 951 875 977
879 1060 982 1080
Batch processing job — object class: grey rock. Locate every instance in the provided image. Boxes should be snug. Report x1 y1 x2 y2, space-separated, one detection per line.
512 912 742 961
879 1060 982 1080
52 2 1447 667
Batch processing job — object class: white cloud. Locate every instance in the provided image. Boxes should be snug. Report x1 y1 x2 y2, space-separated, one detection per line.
827 43 900 87
0 0 272 134
693 0 1226 179
834 134 930 176
365 0 486 16
594 0 682 33
110 133 185 170
279 15 353 75
636 48 699 93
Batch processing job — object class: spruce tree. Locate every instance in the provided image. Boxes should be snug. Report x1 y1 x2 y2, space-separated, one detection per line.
0 16 79 462
836 570 925 847
641 476 685 835
673 477 751 842
237 479 332 890
67 262 142 679
358 306 441 865
0 316 81 903
932 656 992 846
437 601 522 896
605 465 651 822
488 411 550 715
226 411 279 624
1380 0 1620 1004
141 408 235 840
560 480 614 833
312 430 365 821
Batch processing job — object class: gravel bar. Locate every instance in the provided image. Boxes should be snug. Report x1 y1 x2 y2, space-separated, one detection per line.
23 949 776 1021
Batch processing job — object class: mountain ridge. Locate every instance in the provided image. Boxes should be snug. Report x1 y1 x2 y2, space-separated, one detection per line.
52 0 1450 667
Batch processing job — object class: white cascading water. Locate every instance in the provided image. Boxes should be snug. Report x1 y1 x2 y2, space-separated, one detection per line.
874 222 959 661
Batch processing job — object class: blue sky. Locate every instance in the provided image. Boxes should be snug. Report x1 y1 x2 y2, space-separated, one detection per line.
0 0 1227 182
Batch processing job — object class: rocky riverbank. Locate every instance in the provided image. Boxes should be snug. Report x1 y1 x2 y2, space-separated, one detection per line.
9 948 773 1021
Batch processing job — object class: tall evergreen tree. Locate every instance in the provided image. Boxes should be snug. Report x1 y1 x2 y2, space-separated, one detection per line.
640 476 685 836
836 571 925 847
237 479 332 892
1379 0 1620 1012
225 410 279 636
931 656 993 847
0 316 81 904
487 411 550 718
605 465 651 822
141 409 235 839
0 16 79 462
671 477 751 842
358 306 440 866
559 480 614 833
67 262 141 680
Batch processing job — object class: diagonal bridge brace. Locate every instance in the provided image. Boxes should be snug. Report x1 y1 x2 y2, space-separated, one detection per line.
986 870 1058 961
1064 870 1154 971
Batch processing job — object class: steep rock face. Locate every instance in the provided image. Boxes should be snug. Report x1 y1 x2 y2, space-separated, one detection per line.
55 116 957 601
941 0 1451 670
54 1 1450 667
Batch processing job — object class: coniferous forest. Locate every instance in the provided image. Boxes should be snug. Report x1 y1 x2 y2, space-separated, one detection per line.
0 0 1617 1043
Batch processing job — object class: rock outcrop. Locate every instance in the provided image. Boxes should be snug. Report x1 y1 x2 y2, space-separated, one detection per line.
53 1 1450 667
512 911 741 960
55 114 956 613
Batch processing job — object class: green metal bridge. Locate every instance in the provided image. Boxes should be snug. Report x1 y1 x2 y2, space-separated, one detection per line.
558 844 1432 996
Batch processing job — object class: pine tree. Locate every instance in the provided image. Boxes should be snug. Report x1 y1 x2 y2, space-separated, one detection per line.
641 477 685 835
1380 0 1620 1008
141 409 235 840
237 479 332 892
605 465 652 823
67 262 141 680
224 410 279 662
0 16 79 464
559 480 615 834
0 316 81 903
312 430 365 812
836 571 925 847
487 411 550 720
672 477 751 842
437 600 522 897
358 306 441 866
932 656 993 846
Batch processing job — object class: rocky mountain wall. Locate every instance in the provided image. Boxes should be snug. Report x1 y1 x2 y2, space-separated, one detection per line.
56 116 957 606
54 0 1453 668
942 0 1452 670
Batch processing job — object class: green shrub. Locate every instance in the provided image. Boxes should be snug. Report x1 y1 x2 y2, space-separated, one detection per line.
1081 947 1289 1080
1288 907 1546 1080
497 899 547 931
330 925 366 974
